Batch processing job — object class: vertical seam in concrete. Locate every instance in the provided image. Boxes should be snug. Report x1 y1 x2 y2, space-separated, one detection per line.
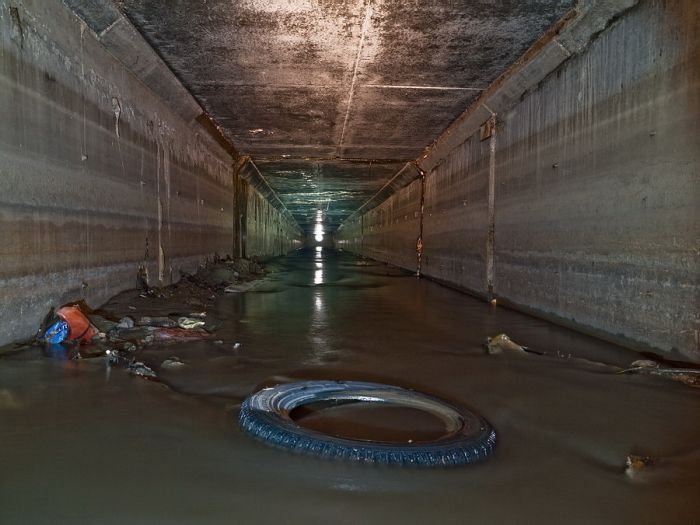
360 215 364 254
486 114 497 298
416 169 426 277
337 0 373 156
80 24 87 160
232 156 248 258
156 139 165 284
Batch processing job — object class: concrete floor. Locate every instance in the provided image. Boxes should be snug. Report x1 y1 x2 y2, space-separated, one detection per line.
1 250 699 524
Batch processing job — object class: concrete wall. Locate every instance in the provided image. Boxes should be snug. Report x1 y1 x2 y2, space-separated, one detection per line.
246 185 303 258
0 0 300 346
337 0 699 360
422 137 492 296
336 217 361 253
337 180 421 270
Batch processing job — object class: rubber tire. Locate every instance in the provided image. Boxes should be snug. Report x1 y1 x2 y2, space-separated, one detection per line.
239 381 496 467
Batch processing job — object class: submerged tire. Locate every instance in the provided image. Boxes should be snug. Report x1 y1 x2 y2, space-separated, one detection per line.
238 380 496 467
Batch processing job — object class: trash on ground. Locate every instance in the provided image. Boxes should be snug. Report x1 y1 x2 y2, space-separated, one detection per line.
40 305 98 344
629 359 658 368
111 326 155 342
486 333 528 354
107 348 134 367
55 306 98 343
43 319 70 344
151 327 212 342
183 257 265 291
233 342 242 350
31 257 266 374
178 317 206 330
625 454 657 480
224 281 260 293
87 314 117 334
224 257 264 276
619 359 700 388
137 316 178 328
128 361 157 380
239 380 497 467
139 288 171 299
161 356 185 369
117 316 135 329
78 345 107 358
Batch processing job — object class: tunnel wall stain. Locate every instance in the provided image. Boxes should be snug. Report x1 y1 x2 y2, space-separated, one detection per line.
338 0 700 360
0 1 299 346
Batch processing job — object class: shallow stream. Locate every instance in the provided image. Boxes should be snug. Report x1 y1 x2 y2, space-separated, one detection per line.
1 249 699 524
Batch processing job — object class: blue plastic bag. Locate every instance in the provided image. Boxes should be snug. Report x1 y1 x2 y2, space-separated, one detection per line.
43 319 69 344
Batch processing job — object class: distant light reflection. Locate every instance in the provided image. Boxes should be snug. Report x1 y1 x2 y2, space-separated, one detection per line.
306 290 332 366
314 269 323 284
314 222 324 244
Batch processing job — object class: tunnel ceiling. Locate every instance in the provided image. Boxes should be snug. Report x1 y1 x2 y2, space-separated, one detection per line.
118 0 573 232
255 159 404 231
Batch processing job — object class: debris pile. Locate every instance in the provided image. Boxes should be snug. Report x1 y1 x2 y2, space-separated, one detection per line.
625 454 657 480
31 257 265 380
485 333 530 355
619 359 700 388
184 257 265 292
485 334 700 389
40 304 98 345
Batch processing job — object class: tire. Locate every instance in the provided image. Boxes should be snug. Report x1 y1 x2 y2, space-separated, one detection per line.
238 380 496 467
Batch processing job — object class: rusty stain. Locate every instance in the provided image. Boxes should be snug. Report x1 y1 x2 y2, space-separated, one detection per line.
479 118 495 141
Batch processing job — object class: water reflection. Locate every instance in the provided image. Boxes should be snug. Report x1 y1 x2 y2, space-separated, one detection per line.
314 249 323 284
306 289 332 365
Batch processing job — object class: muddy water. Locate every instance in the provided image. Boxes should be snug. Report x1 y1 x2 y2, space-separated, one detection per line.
291 401 451 443
1 248 699 524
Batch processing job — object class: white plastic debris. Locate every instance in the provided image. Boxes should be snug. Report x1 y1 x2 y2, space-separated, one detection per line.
178 317 205 330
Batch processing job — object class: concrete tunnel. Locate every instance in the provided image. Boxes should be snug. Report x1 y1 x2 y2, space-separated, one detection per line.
0 0 699 523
